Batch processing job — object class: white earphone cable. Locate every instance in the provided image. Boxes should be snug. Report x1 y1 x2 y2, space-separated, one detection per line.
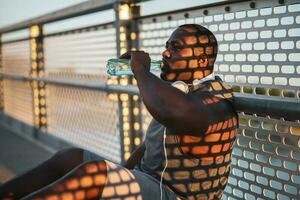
159 74 216 199
160 128 168 200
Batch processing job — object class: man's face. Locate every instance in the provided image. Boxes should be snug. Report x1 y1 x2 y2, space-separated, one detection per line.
161 27 215 83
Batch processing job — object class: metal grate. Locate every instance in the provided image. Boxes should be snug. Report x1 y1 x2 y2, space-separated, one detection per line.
43 24 122 162
2 40 31 76
46 85 121 163
139 0 300 99
44 24 117 81
228 113 300 200
138 0 300 199
1 40 34 126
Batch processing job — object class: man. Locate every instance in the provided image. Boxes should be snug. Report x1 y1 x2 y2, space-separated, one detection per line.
0 24 237 200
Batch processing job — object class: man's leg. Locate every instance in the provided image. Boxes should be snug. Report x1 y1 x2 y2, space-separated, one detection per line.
22 160 144 200
0 148 84 199
11 158 177 200
22 160 108 200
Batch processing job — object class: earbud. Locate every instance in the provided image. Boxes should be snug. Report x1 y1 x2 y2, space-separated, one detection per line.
171 81 189 94
171 73 215 94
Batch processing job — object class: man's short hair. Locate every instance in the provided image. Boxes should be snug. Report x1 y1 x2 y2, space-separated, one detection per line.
179 24 218 65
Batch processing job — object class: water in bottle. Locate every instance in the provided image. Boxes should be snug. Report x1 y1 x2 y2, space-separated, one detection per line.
106 58 161 76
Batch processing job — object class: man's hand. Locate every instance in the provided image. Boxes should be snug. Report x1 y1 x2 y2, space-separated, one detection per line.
120 51 151 74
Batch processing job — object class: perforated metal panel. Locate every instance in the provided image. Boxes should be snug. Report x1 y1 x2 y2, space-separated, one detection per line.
1 40 34 126
2 41 31 76
43 24 122 162
44 24 117 81
138 0 300 199
139 0 300 99
46 85 121 163
229 114 300 200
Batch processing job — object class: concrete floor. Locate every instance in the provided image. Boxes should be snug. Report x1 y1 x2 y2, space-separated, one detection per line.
0 125 53 184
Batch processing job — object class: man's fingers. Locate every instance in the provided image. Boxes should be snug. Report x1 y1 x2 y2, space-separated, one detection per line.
120 50 149 59
120 51 131 59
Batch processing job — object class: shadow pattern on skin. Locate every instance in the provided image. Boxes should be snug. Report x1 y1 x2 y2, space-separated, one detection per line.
161 25 218 84
156 24 238 200
155 79 238 200
24 161 142 200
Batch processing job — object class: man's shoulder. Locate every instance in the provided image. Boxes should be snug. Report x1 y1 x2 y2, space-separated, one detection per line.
190 77 235 109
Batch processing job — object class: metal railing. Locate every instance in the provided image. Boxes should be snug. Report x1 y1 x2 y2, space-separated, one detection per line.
0 0 299 199
1 72 299 120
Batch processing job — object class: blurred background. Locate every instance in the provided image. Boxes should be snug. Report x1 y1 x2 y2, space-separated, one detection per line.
0 0 299 199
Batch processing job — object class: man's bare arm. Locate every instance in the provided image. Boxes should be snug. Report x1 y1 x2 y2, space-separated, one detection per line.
123 51 232 135
135 69 231 134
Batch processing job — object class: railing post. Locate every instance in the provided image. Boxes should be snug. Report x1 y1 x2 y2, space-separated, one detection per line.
29 25 47 133
114 1 142 164
0 34 3 111
127 3 143 158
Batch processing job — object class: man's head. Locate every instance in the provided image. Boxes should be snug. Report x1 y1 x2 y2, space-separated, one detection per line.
161 24 218 84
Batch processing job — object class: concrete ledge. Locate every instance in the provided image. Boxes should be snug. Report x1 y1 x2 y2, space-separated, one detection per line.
0 112 74 153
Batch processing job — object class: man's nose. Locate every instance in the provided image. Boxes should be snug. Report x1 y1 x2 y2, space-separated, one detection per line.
163 49 171 59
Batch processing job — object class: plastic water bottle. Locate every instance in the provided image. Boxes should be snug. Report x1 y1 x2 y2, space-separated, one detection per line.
106 58 161 76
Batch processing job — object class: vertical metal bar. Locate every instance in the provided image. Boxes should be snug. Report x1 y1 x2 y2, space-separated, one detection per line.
114 2 121 58
0 34 3 111
114 1 126 165
128 4 143 152
113 1 142 165
30 25 47 133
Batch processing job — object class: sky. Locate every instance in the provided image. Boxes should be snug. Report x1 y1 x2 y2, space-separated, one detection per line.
0 0 88 28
